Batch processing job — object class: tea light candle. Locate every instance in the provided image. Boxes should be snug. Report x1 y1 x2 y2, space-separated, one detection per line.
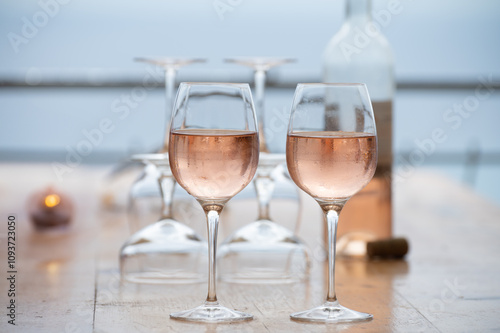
28 188 73 230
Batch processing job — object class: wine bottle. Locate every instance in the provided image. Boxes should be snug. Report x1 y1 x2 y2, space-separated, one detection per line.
322 0 394 257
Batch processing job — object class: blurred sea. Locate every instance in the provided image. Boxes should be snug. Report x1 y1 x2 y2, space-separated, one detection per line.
1 0 499 203
1 87 499 205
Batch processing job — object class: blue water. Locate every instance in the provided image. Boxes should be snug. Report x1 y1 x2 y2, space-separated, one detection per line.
1 87 499 205
0 0 499 204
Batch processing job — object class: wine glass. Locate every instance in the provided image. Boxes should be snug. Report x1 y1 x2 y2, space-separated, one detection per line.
128 57 206 232
286 83 377 322
120 58 208 284
168 83 259 322
120 153 207 284
224 57 295 152
219 57 309 283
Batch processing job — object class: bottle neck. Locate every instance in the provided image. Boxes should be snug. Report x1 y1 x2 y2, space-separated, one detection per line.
345 0 371 26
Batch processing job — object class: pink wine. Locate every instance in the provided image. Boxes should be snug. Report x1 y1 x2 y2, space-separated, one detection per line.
286 131 377 201
169 129 259 201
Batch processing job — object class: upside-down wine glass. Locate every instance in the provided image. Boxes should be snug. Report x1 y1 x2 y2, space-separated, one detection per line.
224 57 295 153
128 57 206 232
120 153 207 284
219 57 310 284
286 83 377 322
120 58 207 284
169 83 259 322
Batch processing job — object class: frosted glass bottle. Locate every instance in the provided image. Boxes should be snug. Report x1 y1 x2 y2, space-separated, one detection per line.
323 0 394 256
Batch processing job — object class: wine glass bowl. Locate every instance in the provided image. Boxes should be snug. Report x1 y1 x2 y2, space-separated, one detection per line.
169 129 259 203
120 153 207 284
168 83 259 322
286 83 377 323
127 57 207 231
121 58 209 284
219 57 310 284
218 153 310 284
287 131 377 202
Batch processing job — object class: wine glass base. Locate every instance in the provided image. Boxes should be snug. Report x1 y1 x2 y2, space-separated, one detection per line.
120 219 207 284
170 301 253 322
290 301 373 323
218 220 310 284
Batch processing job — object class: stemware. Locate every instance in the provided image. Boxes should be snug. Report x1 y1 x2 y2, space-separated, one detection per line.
224 57 294 152
120 58 208 284
219 57 309 283
169 83 259 322
120 153 206 284
286 83 377 322
128 57 206 231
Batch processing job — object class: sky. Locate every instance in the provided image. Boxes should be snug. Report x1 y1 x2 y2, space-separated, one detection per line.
0 0 499 203
0 0 499 83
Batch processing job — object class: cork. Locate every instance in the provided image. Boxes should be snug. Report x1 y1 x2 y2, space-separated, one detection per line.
366 237 409 259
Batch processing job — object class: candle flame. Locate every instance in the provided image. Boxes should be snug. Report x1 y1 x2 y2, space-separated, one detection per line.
46 261 60 274
45 194 61 208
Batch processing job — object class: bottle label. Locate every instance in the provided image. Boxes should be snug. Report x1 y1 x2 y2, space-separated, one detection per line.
372 100 392 167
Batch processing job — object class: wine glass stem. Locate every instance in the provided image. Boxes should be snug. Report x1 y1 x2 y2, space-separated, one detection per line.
204 206 223 303
158 170 175 220
165 68 176 112
254 69 266 115
325 208 341 302
163 68 176 149
254 69 269 153
254 172 275 221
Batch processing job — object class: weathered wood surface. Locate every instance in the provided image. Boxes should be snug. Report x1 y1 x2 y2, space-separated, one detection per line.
1 164 499 332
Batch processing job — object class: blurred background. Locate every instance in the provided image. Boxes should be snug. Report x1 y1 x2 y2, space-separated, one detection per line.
0 0 499 204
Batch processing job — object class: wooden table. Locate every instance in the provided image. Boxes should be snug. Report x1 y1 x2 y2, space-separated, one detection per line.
1 163 499 332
